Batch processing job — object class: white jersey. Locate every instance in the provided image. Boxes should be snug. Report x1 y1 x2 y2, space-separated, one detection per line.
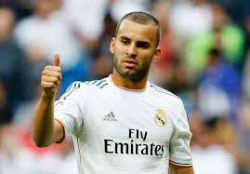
54 75 192 174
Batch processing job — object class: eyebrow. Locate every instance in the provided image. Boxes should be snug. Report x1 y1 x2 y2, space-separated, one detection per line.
120 36 130 40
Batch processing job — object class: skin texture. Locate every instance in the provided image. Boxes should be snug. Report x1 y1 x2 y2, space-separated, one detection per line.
32 19 194 174
33 54 64 146
110 19 161 89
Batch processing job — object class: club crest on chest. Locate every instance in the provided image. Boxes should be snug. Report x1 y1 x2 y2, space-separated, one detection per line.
154 108 167 127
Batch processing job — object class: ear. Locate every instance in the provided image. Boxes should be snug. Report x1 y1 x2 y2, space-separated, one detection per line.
153 47 161 62
109 37 116 54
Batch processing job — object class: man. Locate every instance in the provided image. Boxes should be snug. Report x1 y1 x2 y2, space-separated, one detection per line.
33 12 194 174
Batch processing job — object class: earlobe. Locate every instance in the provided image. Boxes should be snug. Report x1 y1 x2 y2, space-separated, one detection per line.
153 47 161 62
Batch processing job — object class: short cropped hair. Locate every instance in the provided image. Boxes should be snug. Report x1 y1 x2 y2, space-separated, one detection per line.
115 11 162 47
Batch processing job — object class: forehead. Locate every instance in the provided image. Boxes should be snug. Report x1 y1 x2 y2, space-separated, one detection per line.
116 19 157 43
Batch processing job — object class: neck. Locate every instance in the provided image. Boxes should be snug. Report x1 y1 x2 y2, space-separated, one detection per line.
111 71 148 90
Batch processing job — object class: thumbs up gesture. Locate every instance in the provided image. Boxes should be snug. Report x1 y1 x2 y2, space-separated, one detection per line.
41 54 62 98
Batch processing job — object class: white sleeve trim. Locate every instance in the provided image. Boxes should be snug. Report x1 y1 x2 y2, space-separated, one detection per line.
169 160 193 167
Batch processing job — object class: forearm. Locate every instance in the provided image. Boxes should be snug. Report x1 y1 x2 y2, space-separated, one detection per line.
33 92 55 147
33 54 63 147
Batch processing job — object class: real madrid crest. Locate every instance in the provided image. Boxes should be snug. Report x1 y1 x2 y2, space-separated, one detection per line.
154 108 167 127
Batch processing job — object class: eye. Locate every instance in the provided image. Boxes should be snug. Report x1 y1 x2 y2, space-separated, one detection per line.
137 41 150 49
120 37 130 45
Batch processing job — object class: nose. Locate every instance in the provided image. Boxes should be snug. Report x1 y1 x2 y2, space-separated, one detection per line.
126 43 137 59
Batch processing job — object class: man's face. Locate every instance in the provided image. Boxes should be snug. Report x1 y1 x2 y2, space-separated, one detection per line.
110 19 160 81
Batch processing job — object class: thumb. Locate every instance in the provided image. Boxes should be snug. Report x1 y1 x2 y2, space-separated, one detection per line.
53 54 60 67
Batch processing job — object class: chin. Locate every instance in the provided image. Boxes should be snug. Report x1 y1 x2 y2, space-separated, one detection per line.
122 71 145 81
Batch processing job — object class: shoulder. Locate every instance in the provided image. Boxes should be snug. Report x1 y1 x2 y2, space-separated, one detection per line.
62 78 109 98
60 81 84 100
149 83 183 105
82 78 109 90
148 83 187 119
149 83 190 126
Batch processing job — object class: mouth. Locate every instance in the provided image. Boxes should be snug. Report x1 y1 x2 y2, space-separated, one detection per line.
122 59 138 68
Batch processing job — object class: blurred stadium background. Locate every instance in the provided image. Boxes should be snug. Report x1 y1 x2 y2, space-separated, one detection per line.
0 0 249 173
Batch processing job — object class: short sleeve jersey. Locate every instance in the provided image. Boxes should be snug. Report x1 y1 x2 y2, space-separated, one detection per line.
54 75 192 174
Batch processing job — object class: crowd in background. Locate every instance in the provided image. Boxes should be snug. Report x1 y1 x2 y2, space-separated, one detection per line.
0 0 249 173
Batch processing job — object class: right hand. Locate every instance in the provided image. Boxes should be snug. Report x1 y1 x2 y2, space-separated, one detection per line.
41 54 62 99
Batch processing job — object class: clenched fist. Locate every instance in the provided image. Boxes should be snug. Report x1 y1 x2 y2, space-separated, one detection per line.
41 54 62 98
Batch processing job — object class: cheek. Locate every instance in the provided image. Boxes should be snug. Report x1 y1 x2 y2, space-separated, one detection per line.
114 45 127 59
140 51 154 63
114 41 124 50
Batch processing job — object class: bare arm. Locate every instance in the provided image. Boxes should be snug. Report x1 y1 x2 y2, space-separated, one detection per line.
32 54 64 147
169 163 194 174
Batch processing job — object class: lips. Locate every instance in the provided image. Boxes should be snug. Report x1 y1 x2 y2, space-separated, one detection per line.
122 59 138 68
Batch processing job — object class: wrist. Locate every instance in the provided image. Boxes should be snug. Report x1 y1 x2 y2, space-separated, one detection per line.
41 91 56 102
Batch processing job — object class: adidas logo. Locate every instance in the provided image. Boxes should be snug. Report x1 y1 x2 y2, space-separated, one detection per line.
103 112 117 121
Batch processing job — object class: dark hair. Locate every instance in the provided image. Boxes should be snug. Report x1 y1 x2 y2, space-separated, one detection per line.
115 11 161 47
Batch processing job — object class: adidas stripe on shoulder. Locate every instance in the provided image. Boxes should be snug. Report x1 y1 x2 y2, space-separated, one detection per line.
61 81 82 100
83 79 108 89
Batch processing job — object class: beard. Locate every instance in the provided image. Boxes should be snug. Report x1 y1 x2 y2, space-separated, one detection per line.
113 54 152 81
